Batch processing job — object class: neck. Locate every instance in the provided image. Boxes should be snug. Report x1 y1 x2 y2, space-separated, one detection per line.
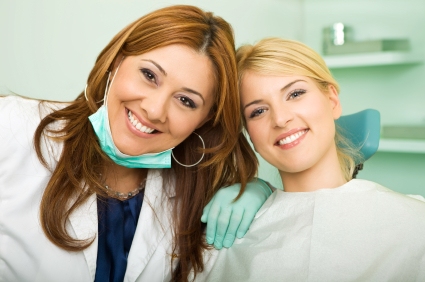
280 145 347 192
103 163 148 194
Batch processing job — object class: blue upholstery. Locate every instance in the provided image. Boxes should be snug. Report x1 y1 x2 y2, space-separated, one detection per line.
335 109 381 164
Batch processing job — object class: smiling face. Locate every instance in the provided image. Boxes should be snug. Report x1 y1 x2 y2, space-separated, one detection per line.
241 71 342 180
106 44 215 156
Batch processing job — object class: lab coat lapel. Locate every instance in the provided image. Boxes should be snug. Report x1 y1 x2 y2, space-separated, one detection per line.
68 193 98 281
125 169 175 281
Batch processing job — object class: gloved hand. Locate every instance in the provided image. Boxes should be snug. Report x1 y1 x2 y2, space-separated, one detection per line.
201 178 272 250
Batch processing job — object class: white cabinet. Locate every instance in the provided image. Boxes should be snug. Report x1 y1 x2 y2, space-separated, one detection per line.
378 139 425 154
324 51 423 69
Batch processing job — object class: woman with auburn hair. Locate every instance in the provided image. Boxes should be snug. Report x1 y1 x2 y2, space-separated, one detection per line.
195 37 425 281
0 5 272 282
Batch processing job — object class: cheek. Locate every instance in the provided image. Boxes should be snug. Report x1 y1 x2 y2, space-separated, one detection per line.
301 97 333 127
109 67 144 100
111 80 138 102
169 110 209 138
308 115 335 147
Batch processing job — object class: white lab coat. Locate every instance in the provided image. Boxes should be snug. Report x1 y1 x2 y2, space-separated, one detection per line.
0 95 176 281
195 179 425 282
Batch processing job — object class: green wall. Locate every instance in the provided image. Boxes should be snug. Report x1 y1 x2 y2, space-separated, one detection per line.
256 0 425 196
1 0 423 196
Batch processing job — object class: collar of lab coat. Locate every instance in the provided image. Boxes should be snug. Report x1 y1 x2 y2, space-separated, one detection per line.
69 169 176 281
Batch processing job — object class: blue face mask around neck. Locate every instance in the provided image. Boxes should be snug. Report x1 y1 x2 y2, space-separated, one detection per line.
87 58 173 169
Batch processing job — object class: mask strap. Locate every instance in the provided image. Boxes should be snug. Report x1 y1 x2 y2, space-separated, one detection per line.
102 71 112 105
104 56 125 106
84 56 125 104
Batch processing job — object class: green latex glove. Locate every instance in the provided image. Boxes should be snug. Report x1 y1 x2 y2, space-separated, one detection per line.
201 178 272 249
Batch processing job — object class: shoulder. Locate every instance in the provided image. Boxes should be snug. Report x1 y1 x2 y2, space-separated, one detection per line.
0 95 68 166
0 95 40 119
0 95 67 139
0 95 67 122
348 179 425 213
349 178 425 199
0 95 42 144
255 179 425 221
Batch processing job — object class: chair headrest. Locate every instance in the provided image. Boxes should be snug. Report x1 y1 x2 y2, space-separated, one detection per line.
335 109 381 163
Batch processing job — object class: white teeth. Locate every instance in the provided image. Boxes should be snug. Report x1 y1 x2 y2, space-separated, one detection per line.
278 130 307 145
127 110 155 134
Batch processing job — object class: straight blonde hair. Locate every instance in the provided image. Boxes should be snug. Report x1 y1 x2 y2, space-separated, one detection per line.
236 37 360 180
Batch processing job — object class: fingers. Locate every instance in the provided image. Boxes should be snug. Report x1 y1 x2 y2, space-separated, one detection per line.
201 200 213 223
213 208 232 249
205 200 221 245
202 180 271 249
222 210 243 248
236 209 256 239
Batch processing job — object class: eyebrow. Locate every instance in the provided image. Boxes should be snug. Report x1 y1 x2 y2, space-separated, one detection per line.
141 59 167 76
141 59 205 104
280 79 306 92
182 87 205 104
243 79 307 111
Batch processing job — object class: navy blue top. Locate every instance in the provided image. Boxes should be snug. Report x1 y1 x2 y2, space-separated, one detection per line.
95 191 144 282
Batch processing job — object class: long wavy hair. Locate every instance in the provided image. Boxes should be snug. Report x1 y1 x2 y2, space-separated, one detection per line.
236 37 360 181
34 5 258 281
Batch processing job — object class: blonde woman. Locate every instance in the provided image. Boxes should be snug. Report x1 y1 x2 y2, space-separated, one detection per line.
196 38 425 281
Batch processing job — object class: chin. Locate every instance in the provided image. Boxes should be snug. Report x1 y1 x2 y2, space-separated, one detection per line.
115 143 143 156
275 161 311 174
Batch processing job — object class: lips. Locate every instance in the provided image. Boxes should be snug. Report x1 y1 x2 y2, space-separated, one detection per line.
276 129 308 146
127 110 157 134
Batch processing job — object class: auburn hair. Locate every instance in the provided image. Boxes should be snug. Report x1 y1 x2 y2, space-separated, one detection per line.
34 5 257 281
236 37 360 181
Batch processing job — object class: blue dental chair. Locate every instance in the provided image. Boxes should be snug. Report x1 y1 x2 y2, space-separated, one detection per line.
335 109 381 178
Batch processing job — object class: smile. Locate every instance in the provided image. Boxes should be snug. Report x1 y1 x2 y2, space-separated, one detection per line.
127 110 156 134
277 129 308 145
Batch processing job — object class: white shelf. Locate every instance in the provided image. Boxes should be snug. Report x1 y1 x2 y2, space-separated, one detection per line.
378 138 425 154
324 52 423 69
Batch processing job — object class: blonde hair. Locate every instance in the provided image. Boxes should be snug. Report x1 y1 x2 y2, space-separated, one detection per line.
237 37 359 180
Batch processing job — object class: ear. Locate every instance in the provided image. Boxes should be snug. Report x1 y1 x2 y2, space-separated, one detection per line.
328 84 342 119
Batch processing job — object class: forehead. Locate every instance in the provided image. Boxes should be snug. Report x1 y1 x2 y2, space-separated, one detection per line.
136 44 211 69
241 72 313 93
134 44 215 95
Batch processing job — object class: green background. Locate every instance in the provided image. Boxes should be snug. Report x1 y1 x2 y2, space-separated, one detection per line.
1 0 424 195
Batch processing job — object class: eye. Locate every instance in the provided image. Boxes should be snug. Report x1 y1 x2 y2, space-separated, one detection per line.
140 68 157 84
178 96 197 109
288 89 306 100
248 107 267 118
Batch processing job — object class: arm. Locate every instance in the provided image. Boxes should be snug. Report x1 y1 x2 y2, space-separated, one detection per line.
201 178 273 249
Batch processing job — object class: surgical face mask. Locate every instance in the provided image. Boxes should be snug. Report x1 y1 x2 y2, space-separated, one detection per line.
87 58 173 168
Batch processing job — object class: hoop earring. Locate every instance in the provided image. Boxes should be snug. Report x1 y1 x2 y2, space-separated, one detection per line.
84 84 105 104
172 132 205 167
84 84 89 101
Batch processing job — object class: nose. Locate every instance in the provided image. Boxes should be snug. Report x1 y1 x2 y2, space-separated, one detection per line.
271 104 294 128
139 93 168 123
